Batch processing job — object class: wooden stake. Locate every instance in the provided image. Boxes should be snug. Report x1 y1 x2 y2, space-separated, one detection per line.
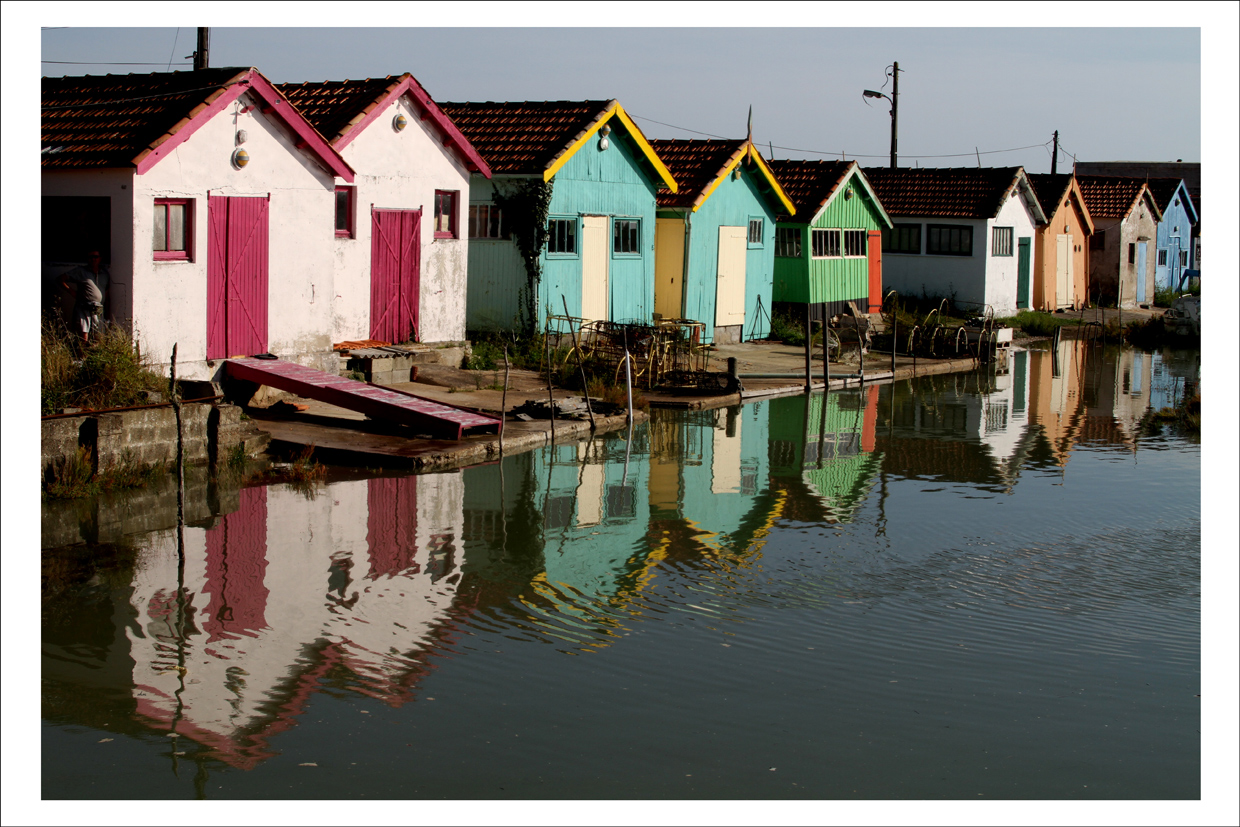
499 345 509 455
562 295 595 430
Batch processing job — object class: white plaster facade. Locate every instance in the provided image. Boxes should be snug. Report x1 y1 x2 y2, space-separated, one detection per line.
43 89 344 381
330 94 474 344
878 189 1040 317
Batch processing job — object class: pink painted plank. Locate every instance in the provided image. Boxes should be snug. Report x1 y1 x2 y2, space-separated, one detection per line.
225 357 502 439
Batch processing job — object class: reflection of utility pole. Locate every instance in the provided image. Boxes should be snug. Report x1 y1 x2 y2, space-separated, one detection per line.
193 27 210 70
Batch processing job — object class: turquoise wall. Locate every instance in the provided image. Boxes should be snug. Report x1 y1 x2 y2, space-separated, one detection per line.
773 172 887 305
678 166 778 342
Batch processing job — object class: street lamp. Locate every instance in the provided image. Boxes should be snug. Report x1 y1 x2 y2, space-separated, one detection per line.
862 61 900 169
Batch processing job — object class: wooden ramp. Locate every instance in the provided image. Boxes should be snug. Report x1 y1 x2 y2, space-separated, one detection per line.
225 357 502 440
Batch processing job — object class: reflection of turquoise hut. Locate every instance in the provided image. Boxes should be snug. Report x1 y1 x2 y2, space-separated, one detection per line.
768 390 883 523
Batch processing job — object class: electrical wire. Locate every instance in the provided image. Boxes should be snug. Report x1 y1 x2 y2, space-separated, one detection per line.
166 27 181 73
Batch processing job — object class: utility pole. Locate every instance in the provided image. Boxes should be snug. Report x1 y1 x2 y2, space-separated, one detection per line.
193 27 210 71
1051 130 1059 174
890 61 899 169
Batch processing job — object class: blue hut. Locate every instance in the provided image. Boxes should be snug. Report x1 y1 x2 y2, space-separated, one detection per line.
439 100 677 333
649 140 795 342
1146 179 1198 292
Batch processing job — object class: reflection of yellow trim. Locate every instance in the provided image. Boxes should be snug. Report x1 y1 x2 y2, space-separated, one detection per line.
744 489 787 556
691 143 796 217
542 102 678 193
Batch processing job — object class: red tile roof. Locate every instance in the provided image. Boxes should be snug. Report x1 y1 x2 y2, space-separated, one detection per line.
437 100 613 174
1026 173 1074 216
1075 175 1154 220
862 166 1028 219
768 160 854 219
42 67 249 169
650 139 747 208
276 76 400 144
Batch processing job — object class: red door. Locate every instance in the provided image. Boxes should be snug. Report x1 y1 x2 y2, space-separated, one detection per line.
370 209 421 343
866 229 883 313
207 196 270 359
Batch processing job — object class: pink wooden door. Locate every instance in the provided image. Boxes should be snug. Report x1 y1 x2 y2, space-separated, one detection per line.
207 195 269 359
370 209 421 343
202 486 269 642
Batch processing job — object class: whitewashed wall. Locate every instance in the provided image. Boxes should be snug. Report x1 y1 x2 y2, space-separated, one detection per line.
983 192 1040 316
333 95 473 344
131 91 338 379
879 218 988 309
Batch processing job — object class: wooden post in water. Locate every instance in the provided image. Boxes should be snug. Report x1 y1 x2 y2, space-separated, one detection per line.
499 346 509 455
804 302 812 394
544 324 557 443
624 348 634 426
562 295 595 430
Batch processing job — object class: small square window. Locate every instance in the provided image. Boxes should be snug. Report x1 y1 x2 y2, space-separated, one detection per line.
613 218 640 255
992 226 1014 257
469 204 504 239
843 229 867 257
1157 249 1168 266
334 186 355 238
811 228 841 258
775 227 801 258
434 190 459 239
747 217 764 247
153 198 192 261
547 217 577 255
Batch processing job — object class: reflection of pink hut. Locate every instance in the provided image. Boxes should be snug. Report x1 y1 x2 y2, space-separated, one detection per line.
127 475 467 767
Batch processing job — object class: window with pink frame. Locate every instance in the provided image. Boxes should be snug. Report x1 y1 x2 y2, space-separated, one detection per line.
434 190 459 239
153 198 192 260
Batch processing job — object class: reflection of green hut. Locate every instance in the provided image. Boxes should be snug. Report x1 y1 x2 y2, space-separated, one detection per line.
768 391 883 523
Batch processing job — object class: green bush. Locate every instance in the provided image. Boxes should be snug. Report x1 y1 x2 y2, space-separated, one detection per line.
770 311 806 347
42 318 165 415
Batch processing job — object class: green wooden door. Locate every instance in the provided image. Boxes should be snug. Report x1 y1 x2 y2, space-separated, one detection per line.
1016 237 1031 310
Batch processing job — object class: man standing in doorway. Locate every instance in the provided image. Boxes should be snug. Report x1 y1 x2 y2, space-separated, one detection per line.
61 250 109 344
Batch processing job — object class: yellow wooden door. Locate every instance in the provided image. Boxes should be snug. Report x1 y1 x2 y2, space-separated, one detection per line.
715 226 747 327
581 215 609 322
655 218 686 320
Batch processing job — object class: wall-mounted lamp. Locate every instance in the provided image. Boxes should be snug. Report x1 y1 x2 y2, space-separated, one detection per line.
393 113 408 132
231 148 250 169
599 122 611 151
844 187 853 200
235 129 248 146
733 165 742 180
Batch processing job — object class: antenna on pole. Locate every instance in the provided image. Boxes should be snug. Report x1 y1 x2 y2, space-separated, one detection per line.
193 27 210 70
747 105 752 142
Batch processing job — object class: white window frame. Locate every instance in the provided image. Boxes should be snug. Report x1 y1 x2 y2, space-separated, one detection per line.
843 229 867 258
811 228 841 258
992 226 1014 257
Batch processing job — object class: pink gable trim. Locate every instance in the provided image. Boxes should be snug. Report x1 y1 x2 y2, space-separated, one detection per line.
133 69 355 182
333 75 492 179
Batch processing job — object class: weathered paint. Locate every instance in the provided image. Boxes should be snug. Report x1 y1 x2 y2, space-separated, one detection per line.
1154 181 1197 290
369 208 421 343
332 94 474 344
206 195 270 359
1087 191 1159 309
773 171 888 312
466 122 660 331
127 93 339 379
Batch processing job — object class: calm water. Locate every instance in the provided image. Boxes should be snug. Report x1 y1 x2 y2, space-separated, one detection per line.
41 342 1200 799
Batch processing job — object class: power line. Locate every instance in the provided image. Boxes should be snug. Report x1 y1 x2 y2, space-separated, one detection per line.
629 112 1052 162
41 81 242 111
43 60 192 66
166 27 181 73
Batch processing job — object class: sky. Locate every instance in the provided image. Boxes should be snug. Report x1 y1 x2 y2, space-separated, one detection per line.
31 22 1206 174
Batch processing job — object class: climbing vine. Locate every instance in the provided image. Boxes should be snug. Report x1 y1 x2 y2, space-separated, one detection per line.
493 179 554 334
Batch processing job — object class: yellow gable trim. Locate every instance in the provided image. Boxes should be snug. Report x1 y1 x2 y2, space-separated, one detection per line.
691 145 747 212
746 145 796 217
542 102 678 193
691 143 796 216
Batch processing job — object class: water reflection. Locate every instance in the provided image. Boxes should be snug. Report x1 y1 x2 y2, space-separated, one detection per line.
41 345 1196 779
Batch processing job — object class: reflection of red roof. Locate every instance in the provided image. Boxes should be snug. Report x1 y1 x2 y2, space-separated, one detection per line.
863 166 1030 219
651 139 746 207
277 74 491 175
42 67 354 181
769 159 853 217
438 100 613 174
1076 176 1158 221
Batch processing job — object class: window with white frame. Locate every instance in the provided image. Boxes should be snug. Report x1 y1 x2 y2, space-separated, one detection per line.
469 204 503 239
153 198 192 260
992 226 1014 257
613 218 640 255
547 217 576 255
926 224 973 256
843 229 867 257
775 227 801 258
811 228 841 258
748 217 764 246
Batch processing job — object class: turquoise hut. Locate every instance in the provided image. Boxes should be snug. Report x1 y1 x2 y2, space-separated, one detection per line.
439 100 677 333
649 140 795 343
767 160 892 320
